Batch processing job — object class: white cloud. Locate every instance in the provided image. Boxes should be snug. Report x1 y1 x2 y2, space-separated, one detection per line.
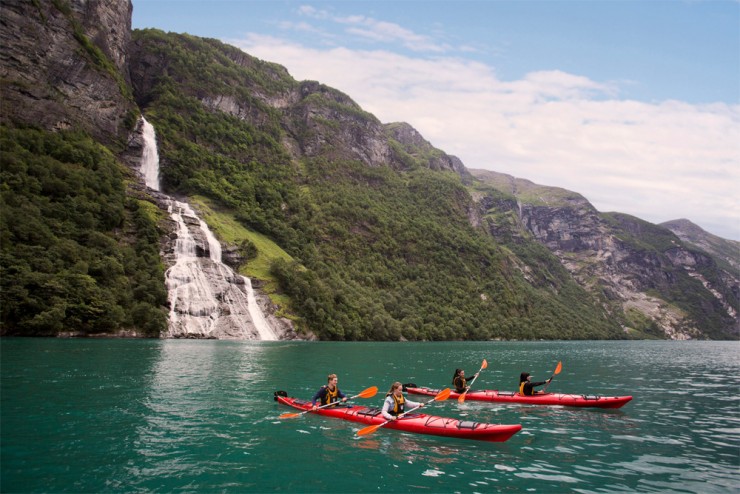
229 34 740 241
296 5 448 52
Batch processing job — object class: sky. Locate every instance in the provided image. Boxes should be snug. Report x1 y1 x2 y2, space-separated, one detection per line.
131 0 740 241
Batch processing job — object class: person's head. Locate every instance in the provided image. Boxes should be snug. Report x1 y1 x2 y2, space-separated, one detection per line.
520 372 531 383
388 381 403 396
327 374 338 387
453 368 463 379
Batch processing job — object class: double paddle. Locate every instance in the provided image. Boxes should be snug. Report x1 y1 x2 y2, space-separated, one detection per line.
278 386 378 419
458 359 488 403
356 387 451 436
542 361 562 393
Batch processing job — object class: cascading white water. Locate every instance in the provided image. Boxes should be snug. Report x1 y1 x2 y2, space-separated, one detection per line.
139 117 277 340
140 121 160 191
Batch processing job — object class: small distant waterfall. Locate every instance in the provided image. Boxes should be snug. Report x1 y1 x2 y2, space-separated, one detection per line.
139 118 277 340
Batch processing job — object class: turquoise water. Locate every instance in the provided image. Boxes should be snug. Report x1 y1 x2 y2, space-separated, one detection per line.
2 339 739 493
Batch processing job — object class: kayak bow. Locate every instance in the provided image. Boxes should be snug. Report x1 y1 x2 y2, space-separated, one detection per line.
406 386 632 409
275 394 521 442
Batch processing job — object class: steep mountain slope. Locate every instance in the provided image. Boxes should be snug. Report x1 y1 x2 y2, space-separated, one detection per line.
126 29 622 340
1 0 736 340
469 169 739 339
0 0 167 336
661 219 740 272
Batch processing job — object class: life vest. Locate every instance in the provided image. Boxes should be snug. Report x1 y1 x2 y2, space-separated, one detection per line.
454 375 468 392
519 381 527 396
389 393 406 416
321 385 339 406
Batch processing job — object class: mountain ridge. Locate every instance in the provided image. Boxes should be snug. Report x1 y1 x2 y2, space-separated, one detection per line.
1 0 737 340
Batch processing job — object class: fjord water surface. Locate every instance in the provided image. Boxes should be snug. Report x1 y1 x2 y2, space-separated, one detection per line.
2 339 738 493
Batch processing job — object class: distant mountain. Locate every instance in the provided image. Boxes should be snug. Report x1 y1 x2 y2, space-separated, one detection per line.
1 0 737 340
661 219 740 272
469 169 739 340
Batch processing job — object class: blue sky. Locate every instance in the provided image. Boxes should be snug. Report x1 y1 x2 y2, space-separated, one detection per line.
132 0 740 240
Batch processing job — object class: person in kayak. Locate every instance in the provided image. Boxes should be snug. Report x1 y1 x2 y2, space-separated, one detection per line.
311 374 347 409
452 368 479 393
519 372 551 396
381 382 424 420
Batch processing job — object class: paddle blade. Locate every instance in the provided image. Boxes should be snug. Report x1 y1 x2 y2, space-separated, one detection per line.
457 391 468 403
279 412 302 419
481 359 488 370
554 361 563 375
436 388 452 401
357 386 378 399
357 424 382 436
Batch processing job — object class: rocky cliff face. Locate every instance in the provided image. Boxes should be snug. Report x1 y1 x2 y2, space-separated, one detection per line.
661 219 740 272
470 169 739 339
384 122 468 175
0 0 135 146
128 33 463 173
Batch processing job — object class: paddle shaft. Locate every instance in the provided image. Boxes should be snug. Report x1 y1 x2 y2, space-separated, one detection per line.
542 361 562 392
280 386 377 419
458 359 487 402
357 388 450 436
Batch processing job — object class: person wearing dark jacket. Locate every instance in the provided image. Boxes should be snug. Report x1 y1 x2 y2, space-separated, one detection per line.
311 373 347 409
519 372 551 396
452 368 479 394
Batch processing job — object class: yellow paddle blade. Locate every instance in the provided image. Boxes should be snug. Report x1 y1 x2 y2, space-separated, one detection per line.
279 412 302 419
357 386 378 399
554 361 563 375
357 424 382 436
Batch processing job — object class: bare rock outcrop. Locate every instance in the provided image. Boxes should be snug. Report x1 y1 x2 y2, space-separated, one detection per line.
0 0 135 146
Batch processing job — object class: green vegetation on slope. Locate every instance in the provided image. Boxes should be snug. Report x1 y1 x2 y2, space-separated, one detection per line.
131 29 624 340
0 126 167 335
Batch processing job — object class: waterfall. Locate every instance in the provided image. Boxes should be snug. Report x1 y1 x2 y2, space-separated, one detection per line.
139 118 278 340
140 121 160 191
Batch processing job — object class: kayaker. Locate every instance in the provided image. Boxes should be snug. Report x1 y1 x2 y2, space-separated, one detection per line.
452 368 479 393
519 372 551 396
311 373 347 409
381 381 424 420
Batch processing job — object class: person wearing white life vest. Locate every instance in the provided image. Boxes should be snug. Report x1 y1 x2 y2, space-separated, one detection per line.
381 381 423 420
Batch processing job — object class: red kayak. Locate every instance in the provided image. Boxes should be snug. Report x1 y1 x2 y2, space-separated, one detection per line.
406 386 632 409
274 393 522 442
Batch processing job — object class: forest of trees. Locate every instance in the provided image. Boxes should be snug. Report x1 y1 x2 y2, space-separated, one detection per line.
0 127 167 335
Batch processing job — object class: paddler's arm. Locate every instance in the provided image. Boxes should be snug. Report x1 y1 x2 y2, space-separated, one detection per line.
405 398 423 409
338 388 347 402
311 387 326 409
